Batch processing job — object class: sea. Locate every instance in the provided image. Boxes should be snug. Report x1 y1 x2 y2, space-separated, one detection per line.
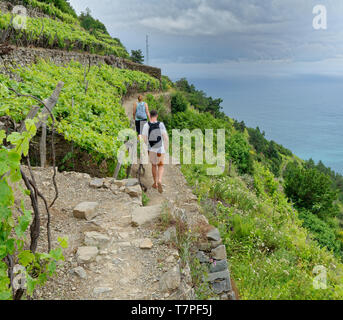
188 75 343 174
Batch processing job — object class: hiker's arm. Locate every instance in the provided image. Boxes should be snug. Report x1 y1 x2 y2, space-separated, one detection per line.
133 103 136 119
163 132 169 153
145 103 151 121
142 134 148 145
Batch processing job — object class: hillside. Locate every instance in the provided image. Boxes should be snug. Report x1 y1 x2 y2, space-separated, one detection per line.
0 0 129 57
1 0 343 301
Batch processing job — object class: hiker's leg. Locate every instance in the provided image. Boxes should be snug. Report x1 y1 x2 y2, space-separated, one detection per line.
152 164 158 186
149 151 158 187
157 154 165 184
157 164 164 184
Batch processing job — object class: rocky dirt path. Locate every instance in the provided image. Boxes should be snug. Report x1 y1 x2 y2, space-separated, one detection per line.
25 91 201 300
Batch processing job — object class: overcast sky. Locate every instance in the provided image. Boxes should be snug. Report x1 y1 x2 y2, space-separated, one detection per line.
69 0 343 80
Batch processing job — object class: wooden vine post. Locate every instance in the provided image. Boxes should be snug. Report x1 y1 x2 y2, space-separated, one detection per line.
19 82 64 167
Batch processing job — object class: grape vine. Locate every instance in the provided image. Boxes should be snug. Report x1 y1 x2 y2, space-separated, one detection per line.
0 85 68 300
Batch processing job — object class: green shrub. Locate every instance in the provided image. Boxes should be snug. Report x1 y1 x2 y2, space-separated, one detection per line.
171 92 188 114
283 162 339 219
299 210 342 257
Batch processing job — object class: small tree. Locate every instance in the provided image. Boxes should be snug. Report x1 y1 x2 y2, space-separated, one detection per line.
130 49 144 64
171 92 188 114
284 163 339 219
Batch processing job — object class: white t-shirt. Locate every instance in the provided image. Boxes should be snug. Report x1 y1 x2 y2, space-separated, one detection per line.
142 122 167 154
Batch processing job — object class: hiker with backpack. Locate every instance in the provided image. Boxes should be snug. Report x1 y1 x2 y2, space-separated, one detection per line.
142 110 169 194
133 95 150 138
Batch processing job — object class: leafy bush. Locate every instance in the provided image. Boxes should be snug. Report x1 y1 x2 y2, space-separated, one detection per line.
175 78 223 117
171 92 188 114
145 94 168 122
79 8 108 34
299 210 342 257
283 162 339 219
227 132 253 175
161 75 173 91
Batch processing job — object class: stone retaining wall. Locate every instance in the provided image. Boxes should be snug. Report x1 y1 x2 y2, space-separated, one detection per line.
197 228 236 299
171 205 237 300
0 46 161 80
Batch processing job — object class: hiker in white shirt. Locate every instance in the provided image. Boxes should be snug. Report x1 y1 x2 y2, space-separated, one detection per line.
142 110 169 194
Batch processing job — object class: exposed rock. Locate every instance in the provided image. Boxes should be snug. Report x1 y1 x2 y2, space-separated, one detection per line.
221 293 229 300
113 180 126 188
76 246 99 264
159 265 181 292
206 270 230 282
131 205 161 226
211 245 227 260
110 185 119 195
209 240 222 249
209 260 228 273
196 251 210 263
228 291 237 300
73 202 99 220
178 281 195 300
70 266 87 279
140 238 153 249
103 178 113 189
212 278 232 294
93 287 113 295
198 242 211 252
125 185 142 198
118 232 130 239
207 228 221 242
166 256 175 263
162 226 177 243
84 231 110 248
89 178 104 188
125 178 139 187
181 263 192 285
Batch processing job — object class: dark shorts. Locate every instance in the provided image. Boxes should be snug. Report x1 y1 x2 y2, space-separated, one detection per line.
135 120 147 135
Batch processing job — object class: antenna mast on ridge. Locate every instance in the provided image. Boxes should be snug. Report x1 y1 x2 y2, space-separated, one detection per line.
146 34 149 66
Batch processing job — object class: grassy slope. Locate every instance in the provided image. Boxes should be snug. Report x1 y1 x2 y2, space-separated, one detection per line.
152 94 343 299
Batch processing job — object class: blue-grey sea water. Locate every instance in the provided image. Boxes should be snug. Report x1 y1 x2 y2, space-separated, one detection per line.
189 76 343 174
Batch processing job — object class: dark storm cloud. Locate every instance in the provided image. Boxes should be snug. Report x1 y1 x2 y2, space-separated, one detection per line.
69 0 343 76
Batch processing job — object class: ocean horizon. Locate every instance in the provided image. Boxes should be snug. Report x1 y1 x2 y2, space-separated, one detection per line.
186 75 343 174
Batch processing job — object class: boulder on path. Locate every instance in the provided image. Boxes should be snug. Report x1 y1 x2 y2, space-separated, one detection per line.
125 185 142 198
70 266 87 279
140 238 153 249
93 287 113 296
159 265 181 292
84 231 110 248
76 246 99 264
73 202 99 220
125 178 139 187
89 178 104 189
131 205 161 226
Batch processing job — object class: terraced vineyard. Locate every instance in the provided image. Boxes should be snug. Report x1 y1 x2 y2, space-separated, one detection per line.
0 1 129 57
0 59 160 163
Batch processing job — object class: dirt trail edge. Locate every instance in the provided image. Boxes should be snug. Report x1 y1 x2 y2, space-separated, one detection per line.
30 91 203 300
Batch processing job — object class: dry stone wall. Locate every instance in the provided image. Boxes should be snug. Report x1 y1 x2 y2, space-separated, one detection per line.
0 46 161 80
